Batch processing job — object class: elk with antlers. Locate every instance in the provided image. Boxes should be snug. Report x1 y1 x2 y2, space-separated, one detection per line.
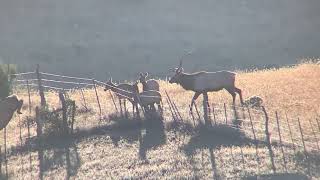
169 60 244 112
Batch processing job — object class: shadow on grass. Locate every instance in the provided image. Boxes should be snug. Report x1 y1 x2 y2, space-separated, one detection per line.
102 113 166 160
293 150 320 177
182 123 254 180
182 123 252 156
243 173 309 180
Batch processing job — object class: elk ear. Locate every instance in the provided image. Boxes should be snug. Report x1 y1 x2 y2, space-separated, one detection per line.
144 72 148 77
139 72 143 76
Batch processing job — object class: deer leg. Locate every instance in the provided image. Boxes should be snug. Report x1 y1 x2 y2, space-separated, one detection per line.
234 87 244 105
190 92 202 112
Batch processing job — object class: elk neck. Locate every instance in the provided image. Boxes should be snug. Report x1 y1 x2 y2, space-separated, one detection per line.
177 73 196 91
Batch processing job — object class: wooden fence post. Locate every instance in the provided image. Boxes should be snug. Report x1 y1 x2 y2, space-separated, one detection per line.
194 103 201 122
262 106 276 173
79 84 88 111
297 118 307 154
285 112 296 152
172 101 183 122
109 91 118 113
59 92 68 135
35 107 44 180
316 117 320 133
3 128 7 179
36 64 46 107
26 79 32 114
211 104 217 126
297 117 310 174
223 103 228 124
275 111 287 171
308 119 320 151
92 79 102 120
203 92 210 127
0 146 1 174
165 91 179 121
71 101 76 135
189 105 196 127
248 108 260 173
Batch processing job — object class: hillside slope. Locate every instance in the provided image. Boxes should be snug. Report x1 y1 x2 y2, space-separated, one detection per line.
2 62 319 179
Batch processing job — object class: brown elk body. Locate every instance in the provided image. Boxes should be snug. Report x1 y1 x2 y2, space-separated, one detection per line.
132 82 162 113
169 61 244 111
104 78 139 116
0 95 23 130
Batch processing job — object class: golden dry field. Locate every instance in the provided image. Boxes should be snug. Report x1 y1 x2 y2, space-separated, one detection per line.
1 62 319 179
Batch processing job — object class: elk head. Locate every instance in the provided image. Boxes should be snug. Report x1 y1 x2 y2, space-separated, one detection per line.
139 72 148 83
169 60 184 84
104 77 114 91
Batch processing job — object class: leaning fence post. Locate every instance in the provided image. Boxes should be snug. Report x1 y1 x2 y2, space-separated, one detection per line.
297 117 310 174
109 91 119 113
26 79 32 114
35 106 44 180
248 108 260 173
285 112 296 152
189 105 196 127
203 92 210 126
79 83 88 111
275 111 287 172
36 64 46 107
223 103 228 124
92 79 102 120
3 128 8 178
194 103 201 122
71 101 76 135
262 106 276 173
211 104 217 126
0 146 1 174
316 117 320 133
308 119 320 151
59 92 68 135
297 118 307 154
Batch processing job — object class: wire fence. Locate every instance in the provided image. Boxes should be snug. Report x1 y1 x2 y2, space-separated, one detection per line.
2 68 319 178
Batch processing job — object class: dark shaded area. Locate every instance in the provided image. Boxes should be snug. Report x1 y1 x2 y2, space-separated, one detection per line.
182 124 252 156
293 150 320 178
243 173 309 180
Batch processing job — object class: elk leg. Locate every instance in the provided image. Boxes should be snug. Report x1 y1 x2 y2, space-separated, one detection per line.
225 88 237 105
124 100 128 118
119 99 123 116
190 92 202 112
234 87 244 105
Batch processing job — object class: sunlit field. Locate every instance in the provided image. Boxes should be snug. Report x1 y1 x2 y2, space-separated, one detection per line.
2 62 319 179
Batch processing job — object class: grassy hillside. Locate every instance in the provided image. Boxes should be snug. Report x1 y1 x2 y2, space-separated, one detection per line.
2 62 320 179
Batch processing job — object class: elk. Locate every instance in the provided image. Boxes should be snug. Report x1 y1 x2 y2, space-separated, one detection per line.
132 82 162 113
0 95 23 130
169 60 244 112
138 72 160 91
104 78 139 116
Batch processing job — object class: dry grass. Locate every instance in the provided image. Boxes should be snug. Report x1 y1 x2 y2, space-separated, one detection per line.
1 62 319 179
